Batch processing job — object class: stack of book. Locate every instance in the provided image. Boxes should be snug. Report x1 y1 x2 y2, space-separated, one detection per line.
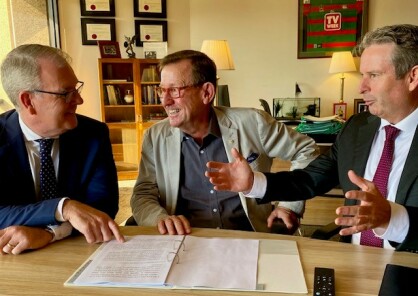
104 85 123 105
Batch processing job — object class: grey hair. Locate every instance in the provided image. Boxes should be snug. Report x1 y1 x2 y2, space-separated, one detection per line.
354 24 418 79
1 44 71 107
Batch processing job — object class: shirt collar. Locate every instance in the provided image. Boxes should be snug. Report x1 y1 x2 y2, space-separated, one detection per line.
18 115 42 142
379 107 418 133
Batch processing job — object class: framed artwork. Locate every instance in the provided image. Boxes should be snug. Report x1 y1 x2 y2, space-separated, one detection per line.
80 0 115 17
333 102 347 120
134 0 167 18
98 41 121 58
354 98 368 114
297 0 369 59
134 20 168 47
81 18 116 45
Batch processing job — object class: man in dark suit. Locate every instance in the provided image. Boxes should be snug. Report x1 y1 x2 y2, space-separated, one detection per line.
0 44 124 255
206 24 418 252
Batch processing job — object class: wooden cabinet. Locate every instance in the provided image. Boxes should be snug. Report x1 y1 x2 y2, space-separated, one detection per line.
98 58 165 180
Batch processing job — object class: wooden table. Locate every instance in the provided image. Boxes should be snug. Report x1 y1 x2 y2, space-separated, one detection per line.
1 226 417 295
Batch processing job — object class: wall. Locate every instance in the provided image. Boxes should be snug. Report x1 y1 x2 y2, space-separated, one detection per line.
59 0 190 120
57 0 418 120
190 0 418 117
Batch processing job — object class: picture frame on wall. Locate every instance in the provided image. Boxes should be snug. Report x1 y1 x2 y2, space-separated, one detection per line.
80 0 115 17
297 0 369 59
97 41 121 58
333 102 347 120
134 20 167 47
81 18 116 45
134 0 167 18
354 98 368 114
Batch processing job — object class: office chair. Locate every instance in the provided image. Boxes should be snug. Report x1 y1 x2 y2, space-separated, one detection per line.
259 99 272 116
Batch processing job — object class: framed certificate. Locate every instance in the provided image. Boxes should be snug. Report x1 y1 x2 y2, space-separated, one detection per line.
135 20 167 47
134 0 167 18
80 0 115 17
81 18 116 45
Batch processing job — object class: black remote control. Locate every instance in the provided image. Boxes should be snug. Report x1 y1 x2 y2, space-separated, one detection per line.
313 267 335 296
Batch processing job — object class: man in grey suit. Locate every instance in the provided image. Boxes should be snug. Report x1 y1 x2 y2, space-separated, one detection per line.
130 50 319 235
206 24 418 252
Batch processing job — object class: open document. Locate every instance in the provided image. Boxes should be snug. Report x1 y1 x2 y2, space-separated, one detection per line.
65 235 307 293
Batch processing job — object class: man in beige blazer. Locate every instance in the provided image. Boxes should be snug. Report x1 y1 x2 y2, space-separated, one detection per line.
130 50 318 235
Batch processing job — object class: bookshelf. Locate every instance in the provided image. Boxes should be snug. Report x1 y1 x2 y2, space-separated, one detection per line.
98 58 166 180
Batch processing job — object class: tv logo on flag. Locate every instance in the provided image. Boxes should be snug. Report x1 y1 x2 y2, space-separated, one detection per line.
324 12 341 31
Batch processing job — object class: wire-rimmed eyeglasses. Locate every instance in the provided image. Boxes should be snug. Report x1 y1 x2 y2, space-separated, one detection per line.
32 81 84 103
155 83 201 98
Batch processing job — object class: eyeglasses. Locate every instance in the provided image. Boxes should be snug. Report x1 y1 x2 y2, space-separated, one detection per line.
155 84 201 98
32 81 84 103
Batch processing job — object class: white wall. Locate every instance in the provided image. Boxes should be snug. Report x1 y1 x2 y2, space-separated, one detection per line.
59 0 418 120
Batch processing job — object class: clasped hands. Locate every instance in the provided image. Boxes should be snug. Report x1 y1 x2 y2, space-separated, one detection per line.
205 148 392 237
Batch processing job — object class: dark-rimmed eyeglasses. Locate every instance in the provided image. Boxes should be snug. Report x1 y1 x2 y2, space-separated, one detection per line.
155 84 201 98
32 81 84 103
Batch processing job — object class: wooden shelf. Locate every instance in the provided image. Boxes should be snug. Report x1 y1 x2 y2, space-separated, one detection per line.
99 58 166 180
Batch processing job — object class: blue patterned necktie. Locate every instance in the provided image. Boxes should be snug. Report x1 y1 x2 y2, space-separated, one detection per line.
360 125 400 247
36 139 57 199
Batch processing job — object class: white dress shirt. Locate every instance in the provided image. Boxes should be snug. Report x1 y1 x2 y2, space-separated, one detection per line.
18 116 72 241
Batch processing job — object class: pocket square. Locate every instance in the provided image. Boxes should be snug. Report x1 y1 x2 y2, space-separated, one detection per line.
246 152 259 164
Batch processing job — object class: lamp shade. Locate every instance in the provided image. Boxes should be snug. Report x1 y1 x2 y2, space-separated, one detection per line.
328 51 356 74
201 40 235 70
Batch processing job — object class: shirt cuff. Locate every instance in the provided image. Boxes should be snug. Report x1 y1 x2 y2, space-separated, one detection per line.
243 171 267 198
55 197 69 222
375 201 409 243
47 222 73 242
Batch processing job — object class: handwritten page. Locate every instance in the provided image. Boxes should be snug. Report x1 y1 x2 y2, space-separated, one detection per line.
167 236 259 290
69 235 184 287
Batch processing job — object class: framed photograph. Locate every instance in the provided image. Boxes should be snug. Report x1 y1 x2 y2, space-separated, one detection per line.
81 18 116 45
134 0 167 18
98 41 121 58
80 0 115 17
333 102 347 120
297 0 369 59
135 20 168 47
354 98 368 114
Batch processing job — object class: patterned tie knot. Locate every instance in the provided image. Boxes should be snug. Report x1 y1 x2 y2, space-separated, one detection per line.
37 138 54 154
384 125 400 142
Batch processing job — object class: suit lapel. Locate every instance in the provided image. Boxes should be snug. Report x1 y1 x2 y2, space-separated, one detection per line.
396 125 418 204
165 127 181 213
352 116 380 176
1 112 36 198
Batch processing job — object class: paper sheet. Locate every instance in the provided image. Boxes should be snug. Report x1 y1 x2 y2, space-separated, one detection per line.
167 236 258 290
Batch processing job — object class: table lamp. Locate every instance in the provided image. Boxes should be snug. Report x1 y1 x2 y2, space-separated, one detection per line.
201 40 235 106
328 51 356 103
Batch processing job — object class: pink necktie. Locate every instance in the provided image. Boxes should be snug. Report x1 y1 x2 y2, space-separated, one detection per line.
360 125 400 247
